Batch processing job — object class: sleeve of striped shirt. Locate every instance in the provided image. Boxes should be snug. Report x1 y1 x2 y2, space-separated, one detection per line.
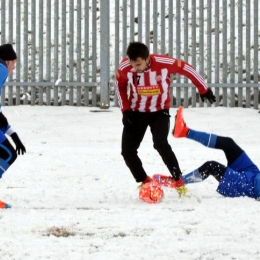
114 69 130 112
170 59 209 94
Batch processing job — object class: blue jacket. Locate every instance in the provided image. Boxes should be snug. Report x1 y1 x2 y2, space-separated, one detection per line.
217 152 260 199
0 59 12 135
0 59 8 97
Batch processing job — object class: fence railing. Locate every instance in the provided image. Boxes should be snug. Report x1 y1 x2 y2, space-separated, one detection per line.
2 82 97 106
0 0 259 109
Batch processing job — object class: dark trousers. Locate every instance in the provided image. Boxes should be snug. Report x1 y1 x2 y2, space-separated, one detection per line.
198 136 244 181
0 139 17 178
0 139 17 165
121 110 181 182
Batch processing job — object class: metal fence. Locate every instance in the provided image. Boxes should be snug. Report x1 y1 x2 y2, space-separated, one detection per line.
0 0 259 109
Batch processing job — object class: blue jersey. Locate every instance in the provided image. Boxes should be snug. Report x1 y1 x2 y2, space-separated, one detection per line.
0 59 12 139
0 61 8 84
0 60 8 109
217 152 260 198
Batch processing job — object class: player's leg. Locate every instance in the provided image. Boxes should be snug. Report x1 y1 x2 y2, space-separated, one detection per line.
121 113 148 183
150 109 182 181
176 109 259 174
182 160 227 184
173 106 243 184
187 133 244 166
173 106 243 166
0 135 17 209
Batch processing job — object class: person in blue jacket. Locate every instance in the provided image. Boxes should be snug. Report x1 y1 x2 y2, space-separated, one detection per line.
0 43 26 208
174 106 260 200
154 106 260 200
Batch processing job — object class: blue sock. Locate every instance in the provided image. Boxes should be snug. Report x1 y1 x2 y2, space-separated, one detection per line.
187 129 217 148
182 169 203 184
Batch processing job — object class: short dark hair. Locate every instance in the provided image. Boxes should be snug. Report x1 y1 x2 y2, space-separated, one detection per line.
0 43 17 61
126 42 149 61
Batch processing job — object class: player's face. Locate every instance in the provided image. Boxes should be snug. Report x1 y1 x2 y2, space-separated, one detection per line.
129 57 150 72
6 60 17 75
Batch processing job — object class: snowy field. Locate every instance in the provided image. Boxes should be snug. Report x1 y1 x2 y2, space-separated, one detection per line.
0 105 260 260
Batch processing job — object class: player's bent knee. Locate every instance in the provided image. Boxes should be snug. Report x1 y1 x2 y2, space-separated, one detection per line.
8 151 17 165
153 142 170 152
121 150 135 160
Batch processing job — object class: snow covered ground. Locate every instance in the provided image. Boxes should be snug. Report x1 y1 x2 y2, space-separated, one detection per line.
0 105 260 260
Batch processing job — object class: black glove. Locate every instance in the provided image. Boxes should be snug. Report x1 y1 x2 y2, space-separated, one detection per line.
200 88 216 104
10 132 26 155
0 112 8 129
122 110 134 127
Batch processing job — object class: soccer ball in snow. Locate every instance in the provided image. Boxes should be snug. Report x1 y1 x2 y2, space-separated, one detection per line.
139 182 164 204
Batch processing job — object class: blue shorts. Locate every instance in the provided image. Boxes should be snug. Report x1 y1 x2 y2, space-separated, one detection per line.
217 152 259 198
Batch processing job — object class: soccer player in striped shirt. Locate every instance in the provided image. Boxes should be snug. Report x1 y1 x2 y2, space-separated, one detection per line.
115 42 216 197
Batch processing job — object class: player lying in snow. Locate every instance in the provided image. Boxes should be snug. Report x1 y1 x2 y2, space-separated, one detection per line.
153 106 260 200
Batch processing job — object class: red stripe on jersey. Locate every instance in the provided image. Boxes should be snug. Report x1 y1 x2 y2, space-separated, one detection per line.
115 81 123 109
136 89 142 111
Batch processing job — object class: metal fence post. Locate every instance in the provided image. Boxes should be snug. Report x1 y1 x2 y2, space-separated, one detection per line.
100 0 110 109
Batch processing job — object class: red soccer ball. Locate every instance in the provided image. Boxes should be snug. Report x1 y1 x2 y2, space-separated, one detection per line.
139 182 164 204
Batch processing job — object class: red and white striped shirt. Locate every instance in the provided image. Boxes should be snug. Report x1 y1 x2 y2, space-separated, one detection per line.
115 54 208 112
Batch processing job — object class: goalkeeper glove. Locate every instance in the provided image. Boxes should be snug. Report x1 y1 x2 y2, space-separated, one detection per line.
11 132 26 155
200 88 216 104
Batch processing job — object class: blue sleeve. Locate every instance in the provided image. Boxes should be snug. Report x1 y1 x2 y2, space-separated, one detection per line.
0 63 8 86
0 63 8 110
0 62 16 136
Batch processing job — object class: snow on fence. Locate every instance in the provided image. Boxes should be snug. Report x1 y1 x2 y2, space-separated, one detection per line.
0 0 259 108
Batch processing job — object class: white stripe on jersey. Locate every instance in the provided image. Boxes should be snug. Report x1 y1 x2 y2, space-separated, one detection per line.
159 68 169 109
130 85 139 110
119 60 131 71
183 64 207 90
149 95 159 112
127 72 139 110
138 95 147 112
127 72 134 84
149 71 157 85
154 56 175 65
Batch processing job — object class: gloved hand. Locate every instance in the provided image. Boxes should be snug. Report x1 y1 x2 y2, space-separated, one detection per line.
122 110 134 126
0 112 8 129
200 88 216 104
10 132 26 155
